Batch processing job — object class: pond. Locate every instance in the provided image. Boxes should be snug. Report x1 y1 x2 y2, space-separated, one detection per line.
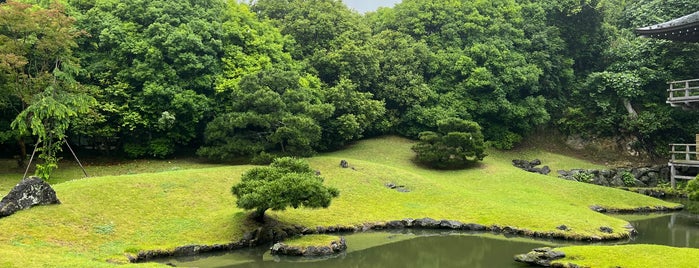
157 209 699 267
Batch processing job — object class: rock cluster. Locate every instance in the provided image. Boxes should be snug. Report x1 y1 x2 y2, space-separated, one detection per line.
270 237 347 256
0 176 61 218
514 247 567 267
557 165 670 187
512 159 551 175
385 182 410 192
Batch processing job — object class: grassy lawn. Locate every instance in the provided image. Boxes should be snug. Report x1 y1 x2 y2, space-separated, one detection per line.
0 157 224 198
552 245 699 267
0 136 687 267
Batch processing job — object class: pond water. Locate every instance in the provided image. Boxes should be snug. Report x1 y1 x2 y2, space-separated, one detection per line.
157 209 699 267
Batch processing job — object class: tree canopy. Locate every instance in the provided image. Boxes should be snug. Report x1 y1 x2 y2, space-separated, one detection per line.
1 0 698 167
231 157 339 221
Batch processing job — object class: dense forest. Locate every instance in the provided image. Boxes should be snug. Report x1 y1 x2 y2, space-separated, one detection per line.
2 0 699 174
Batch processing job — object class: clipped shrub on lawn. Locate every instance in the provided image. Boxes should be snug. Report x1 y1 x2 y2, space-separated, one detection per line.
232 157 339 221
412 117 486 169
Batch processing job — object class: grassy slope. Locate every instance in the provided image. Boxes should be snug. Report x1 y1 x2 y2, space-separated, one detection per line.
271 137 676 238
0 136 685 267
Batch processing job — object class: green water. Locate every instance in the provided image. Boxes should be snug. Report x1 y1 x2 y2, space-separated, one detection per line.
159 232 552 267
157 211 699 267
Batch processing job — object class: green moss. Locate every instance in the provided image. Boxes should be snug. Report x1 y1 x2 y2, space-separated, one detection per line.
553 245 699 268
283 235 340 247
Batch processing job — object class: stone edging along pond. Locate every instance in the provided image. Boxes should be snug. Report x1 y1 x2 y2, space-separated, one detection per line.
127 205 682 263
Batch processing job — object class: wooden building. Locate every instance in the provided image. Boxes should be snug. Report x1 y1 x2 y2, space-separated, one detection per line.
636 11 699 187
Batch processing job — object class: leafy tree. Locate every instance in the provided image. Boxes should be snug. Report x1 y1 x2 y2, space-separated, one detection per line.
71 0 226 157
555 0 699 158
199 69 332 160
367 30 434 132
252 0 376 89
373 0 551 148
412 118 486 169
0 1 95 178
317 79 386 150
231 157 339 221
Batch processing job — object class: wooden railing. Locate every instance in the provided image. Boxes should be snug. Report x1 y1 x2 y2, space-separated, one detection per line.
669 143 699 188
670 143 699 163
668 79 699 107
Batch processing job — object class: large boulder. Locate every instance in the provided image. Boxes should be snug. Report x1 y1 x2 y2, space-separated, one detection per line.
0 176 61 218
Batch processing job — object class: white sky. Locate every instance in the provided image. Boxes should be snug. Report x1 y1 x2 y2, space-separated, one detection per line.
343 0 402 13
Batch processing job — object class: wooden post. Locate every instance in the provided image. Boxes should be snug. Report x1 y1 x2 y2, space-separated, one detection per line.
671 163 677 189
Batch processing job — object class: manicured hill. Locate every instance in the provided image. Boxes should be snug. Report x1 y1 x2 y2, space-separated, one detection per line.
0 136 683 267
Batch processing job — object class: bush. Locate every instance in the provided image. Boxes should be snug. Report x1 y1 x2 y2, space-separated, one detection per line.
687 178 699 201
231 157 340 221
412 118 486 169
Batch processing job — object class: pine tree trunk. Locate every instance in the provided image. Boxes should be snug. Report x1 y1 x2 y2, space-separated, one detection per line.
253 207 268 222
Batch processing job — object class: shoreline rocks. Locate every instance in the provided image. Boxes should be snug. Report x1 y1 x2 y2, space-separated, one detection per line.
128 211 664 263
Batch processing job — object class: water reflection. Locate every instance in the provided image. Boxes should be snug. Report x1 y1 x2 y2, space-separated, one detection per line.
624 212 699 248
162 233 548 268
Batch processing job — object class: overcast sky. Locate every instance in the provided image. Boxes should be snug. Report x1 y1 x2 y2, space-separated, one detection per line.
343 0 402 13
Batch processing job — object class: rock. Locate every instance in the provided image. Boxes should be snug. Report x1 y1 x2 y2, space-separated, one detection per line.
556 225 569 231
599 226 613 234
439 220 463 229
512 159 532 169
386 220 405 228
413 218 440 228
463 223 487 231
395 187 411 193
589 205 607 213
340 160 349 168
385 182 410 192
513 159 550 175
514 247 566 267
270 237 347 256
541 166 551 175
401 218 415 227
0 176 61 218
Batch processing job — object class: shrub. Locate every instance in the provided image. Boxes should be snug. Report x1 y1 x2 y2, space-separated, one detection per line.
412 118 486 169
231 157 339 221
687 178 699 201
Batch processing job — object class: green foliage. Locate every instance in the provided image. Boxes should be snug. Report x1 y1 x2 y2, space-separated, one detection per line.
573 171 594 183
200 68 330 160
412 118 486 169
71 0 226 157
620 171 636 187
231 157 339 221
687 178 699 201
370 0 554 146
1 1 95 179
